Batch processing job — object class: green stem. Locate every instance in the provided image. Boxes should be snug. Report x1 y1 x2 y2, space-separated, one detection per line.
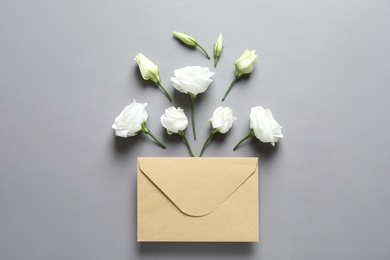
142 123 166 149
214 46 224 67
199 129 217 157
196 43 210 59
222 75 238 101
233 131 254 151
214 56 219 67
179 131 195 157
190 94 197 140
157 81 172 102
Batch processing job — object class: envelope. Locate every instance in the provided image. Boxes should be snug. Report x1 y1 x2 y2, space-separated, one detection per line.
137 157 259 242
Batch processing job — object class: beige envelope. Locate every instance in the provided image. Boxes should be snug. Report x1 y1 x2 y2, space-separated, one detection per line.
137 157 259 242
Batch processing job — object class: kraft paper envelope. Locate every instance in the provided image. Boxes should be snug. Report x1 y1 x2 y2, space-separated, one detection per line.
137 157 259 242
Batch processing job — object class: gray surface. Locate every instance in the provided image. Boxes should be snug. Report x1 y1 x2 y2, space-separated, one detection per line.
1 0 390 259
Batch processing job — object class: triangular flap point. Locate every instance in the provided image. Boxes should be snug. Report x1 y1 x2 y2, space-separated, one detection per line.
138 157 258 217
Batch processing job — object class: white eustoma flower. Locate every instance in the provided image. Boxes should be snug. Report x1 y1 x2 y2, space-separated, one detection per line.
173 31 210 59
160 107 188 135
112 100 166 148
209 107 236 134
171 66 214 140
200 107 237 157
171 66 214 96
161 106 194 157
234 106 282 150
134 53 172 102
112 100 148 137
250 106 283 146
222 49 258 101
213 33 223 67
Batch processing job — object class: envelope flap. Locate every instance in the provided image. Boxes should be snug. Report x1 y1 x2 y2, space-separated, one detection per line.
138 157 258 217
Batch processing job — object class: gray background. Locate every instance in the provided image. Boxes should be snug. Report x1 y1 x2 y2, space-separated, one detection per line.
1 0 389 259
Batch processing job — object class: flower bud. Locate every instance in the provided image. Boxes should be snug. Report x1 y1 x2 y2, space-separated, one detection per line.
135 53 172 102
173 31 210 59
214 33 223 67
234 49 258 78
222 49 258 101
173 31 198 47
134 53 161 84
